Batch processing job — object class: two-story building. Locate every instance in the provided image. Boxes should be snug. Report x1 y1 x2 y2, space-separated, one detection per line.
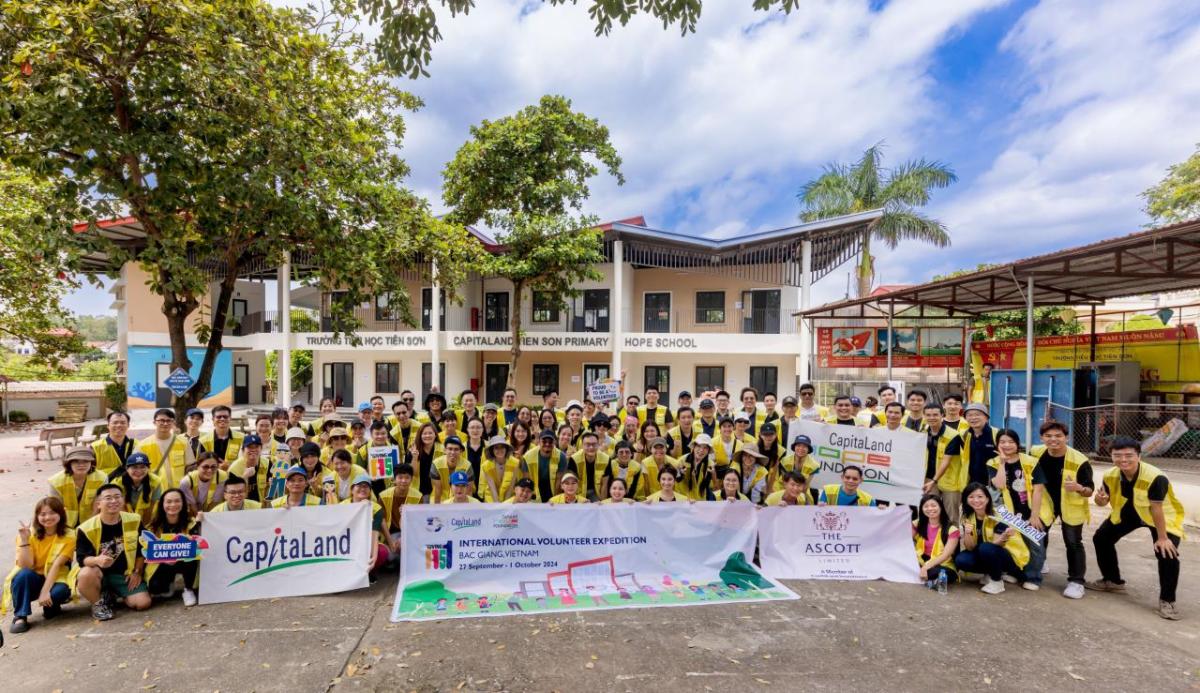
83 211 881 408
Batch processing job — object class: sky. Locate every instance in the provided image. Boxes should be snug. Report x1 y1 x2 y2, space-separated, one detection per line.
62 0 1200 314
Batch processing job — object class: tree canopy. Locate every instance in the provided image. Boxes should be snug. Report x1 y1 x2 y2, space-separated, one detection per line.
1142 143 1200 225
1 0 481 417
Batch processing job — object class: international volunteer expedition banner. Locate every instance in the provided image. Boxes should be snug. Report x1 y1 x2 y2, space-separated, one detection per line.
797 421 926 506
199 504 373 605
758 506 921 583
392 503 798 621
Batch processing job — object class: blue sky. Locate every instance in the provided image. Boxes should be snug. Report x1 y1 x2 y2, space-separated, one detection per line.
64 0 1200 314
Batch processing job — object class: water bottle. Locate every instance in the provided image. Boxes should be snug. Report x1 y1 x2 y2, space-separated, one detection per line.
936 571 948 596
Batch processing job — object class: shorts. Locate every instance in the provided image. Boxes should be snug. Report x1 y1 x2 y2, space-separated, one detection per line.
103 572 149 598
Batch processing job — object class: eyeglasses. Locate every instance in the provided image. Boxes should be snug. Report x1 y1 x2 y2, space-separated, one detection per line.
214 415 230 420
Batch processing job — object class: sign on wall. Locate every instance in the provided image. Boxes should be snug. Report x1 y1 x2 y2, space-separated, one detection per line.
816 327 964 368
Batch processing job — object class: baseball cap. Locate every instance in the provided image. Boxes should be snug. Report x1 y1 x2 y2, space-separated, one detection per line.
515 478 534 490
590 414 610 429
242 434 263 448
650 437 668 449
351 475 373 489
699 398 715 409
560 472 579 483
449 470 470 486
285 465 308 479
125 452 150 467
299 442 322 458
65 446 96 463
678 390 692 398
791 434 813 450
850 397 863 406
286 427 308 441
734 412 751 423
483 403 499 412
357 402 373 413
443 435 464 449
565 400 583 412
781 396 798 406
964 403 989 417
185 407 205 418
539 429 556 441
692 433 713 447
760 422 776 434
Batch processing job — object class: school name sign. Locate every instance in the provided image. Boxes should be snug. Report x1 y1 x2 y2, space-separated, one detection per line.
199 504 372 604
798 421 926 505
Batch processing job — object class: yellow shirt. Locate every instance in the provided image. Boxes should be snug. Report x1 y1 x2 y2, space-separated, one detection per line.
209 500 263 512
23 532 76 577
765 489 811 506
548 494 588 504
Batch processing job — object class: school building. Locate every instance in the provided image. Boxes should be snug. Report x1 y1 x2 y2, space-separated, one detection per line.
87 211 882 408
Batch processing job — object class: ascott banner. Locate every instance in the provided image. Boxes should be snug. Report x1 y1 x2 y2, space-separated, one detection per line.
391 503 797 621
199 504 372 605
757 506 921 583
798 421 925 506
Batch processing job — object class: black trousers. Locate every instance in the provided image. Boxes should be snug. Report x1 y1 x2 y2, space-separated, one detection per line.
149 561 199 594
1041 512 1087 584
1092 518 1180 602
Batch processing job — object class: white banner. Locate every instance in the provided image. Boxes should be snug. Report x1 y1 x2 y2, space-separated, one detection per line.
198 504 372 604
392 503 797 621
758 506 921 583
797 421 926 505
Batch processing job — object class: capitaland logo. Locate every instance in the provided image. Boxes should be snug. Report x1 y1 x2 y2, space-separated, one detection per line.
812 510 850 533
425 541 453 570
225 526 352 586
493 512 519 529
425 517 443 533
450 517 482 531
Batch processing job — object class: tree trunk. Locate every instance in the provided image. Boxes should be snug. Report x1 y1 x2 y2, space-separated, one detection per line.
168 266 239 424
856 231 874 298
163 287 198 426
506 280 524 388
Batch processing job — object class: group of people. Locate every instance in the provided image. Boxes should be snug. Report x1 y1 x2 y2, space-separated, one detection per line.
1 382 1186 635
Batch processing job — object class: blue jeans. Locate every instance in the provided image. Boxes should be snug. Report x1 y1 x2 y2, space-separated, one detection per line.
955 543 1021 581
1022 535 1046 585
9 568 71 618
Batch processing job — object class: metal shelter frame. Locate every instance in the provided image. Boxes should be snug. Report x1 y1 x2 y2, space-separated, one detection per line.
797 218 1200 444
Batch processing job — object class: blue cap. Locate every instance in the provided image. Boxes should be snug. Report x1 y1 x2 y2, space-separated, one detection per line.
125 452 150 467
449 470 470 486
443 435 464 449
242 434 262 448
285 465 308 479
850 397 862 406
357 402 372 412
791 434 813 450
185 408 205 418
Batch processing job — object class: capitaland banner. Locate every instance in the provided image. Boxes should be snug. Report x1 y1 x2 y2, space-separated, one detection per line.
757 506 921 583
797 421 926 506
391 503 797 621
199 504 372 605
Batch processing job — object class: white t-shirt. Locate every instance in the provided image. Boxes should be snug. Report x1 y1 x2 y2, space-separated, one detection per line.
799 405 824 422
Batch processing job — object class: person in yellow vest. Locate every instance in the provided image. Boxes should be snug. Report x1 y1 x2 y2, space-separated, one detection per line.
601 477 635 504
564 401 589 447
590 415 617 456
641 437 679 496
431 436 473 503
680 433 716 501
343 478 389 577
199 405 244 469
987 428 1047 590
320 426 353 465
956 482 1030 595
765 470 810 506
571 432 609 502
819 465 876 506
713 468 749 502
306 398 336 437
144 488 200 606
73 483 150 621
637 386 675 428
826 395 860 426
273 465 324 508
3 497 74 634
48 446 108 528
797 383 828 423
872 385 898 425
942 394 969 432
479 436 517 503
179 452 229 514
323 449 371 504
182 407 207 472
503 478 535 504
389 401 417 449
482 403 502 440
778 435 820 498
207 474 261 512
447 470 481 504
138 408 187 488
902 390 928 432
379 463 423 561
109 452 164 525
736 387 766 437
355 421 395 493
602 441 648 502
549 472 589 504
735 444 769 504
92 410 135 476
923 403 966 523
762 392 779 425
1087 436 1185 620
666 407 697 458
712 417 743 471
941 403 998 489
1028 420 1094 599
645 465 687 503
523 430 576 503
732 413 757 446
913 493 959 588
228 434 272 505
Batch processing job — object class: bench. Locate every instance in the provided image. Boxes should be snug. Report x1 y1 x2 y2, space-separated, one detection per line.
25 425 85 460
79 423 110 445
54 400 90 424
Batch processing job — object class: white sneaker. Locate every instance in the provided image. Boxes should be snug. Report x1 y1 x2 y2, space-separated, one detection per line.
1001 574 1018 584
182 589 197 607
1022 581 1040 591
1063 582 1085 599
980 579 1006 595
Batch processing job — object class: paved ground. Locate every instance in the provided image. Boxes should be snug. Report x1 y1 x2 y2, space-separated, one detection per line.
1 414 1198 691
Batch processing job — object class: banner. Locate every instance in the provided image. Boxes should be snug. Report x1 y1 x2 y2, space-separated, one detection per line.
817 327 964 368
392 503 797 621
797 421 926 506
198 504 372 605
368 445 400 479
993 507 1046 543
586 379 621 404
758 506 921 583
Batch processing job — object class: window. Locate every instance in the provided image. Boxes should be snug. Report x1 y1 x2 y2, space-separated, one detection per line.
532 364 559 396
695 291 725 324
421 288 446 330
485 292 509 331
532 291 560 323
695 366 725 393
644 292 671 333
749 366 778 398
575 289 610 332
375 292 399 321
645 366 670 401
375 362 400 393
421 362 446 401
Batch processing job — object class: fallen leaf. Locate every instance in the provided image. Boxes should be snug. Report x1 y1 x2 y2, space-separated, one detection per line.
371 647 381 657
411 651 422 657
346 664 358 677
755 678 771 685
496 644 506 650
262 663 270 669
984 676 992 685
117 663 128 670
585 663 595 670
456 682 466 690
531 629 540 636
1068 672 1085 681
590 655 598 661
143 669 150 679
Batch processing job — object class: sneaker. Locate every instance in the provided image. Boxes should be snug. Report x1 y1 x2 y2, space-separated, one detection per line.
980 579 1006 595
182 589 197 608
1158 601 1180 620
1063 582 1086 600
1021 581 1040 591
1085 579 1126 593
1001 574 1018 584
9 618 30 634
91 600 114 621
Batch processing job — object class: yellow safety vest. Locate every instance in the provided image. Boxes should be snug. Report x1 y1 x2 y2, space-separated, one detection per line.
966 514 1030 569
379 486 424 530
1028 444 1091 526
143 518 198 583
570 451 610 499
957 425 999 483
431 455 473 502
137 434 188 488
271 494 322 508
775 453 819 492
1 532 76 614
91 437 135 476
228 454 271 503
117 472 166 526
72 511 142 580
184 469 229 512
199 431 245 466
209 499 262 512
986 453 1046 520
821 484 874 506
521 448 573 503
913 520 957 573
479 457 518 502
49 470 107 528
603 460 648 501
1102 462 1186 538
636 405 673 429
712 436 743 467
765 489 811 506
929 424 965 492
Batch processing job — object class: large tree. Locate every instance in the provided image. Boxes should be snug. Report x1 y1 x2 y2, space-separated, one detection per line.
442 95 622 387
798 143 956 298
1 0 479 419
357 0 802 77
1142 143 1200 224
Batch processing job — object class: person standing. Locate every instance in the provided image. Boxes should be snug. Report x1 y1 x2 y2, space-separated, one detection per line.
201 405 245 469
923 403 964 523
138 408 188 488
796 383 827 422
942 403 998 489
1088 436 1185 620
92 411 135 476
1029 420 1093 600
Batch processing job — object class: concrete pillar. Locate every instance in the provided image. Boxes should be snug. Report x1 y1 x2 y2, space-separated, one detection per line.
797 239 813 384
1025 275 1035 446
611 240 624 382
431 260 441 393
277 253 291 406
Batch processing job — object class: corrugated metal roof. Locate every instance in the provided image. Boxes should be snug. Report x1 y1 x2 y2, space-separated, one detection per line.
2 381 108 393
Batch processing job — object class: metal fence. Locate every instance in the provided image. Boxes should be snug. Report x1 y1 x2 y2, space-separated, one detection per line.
1047 402 1200 472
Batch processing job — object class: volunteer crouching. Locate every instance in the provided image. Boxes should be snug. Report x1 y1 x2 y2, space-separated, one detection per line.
73 484 151 621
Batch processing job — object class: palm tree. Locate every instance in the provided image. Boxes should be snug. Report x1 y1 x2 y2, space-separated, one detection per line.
798 143 956 297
